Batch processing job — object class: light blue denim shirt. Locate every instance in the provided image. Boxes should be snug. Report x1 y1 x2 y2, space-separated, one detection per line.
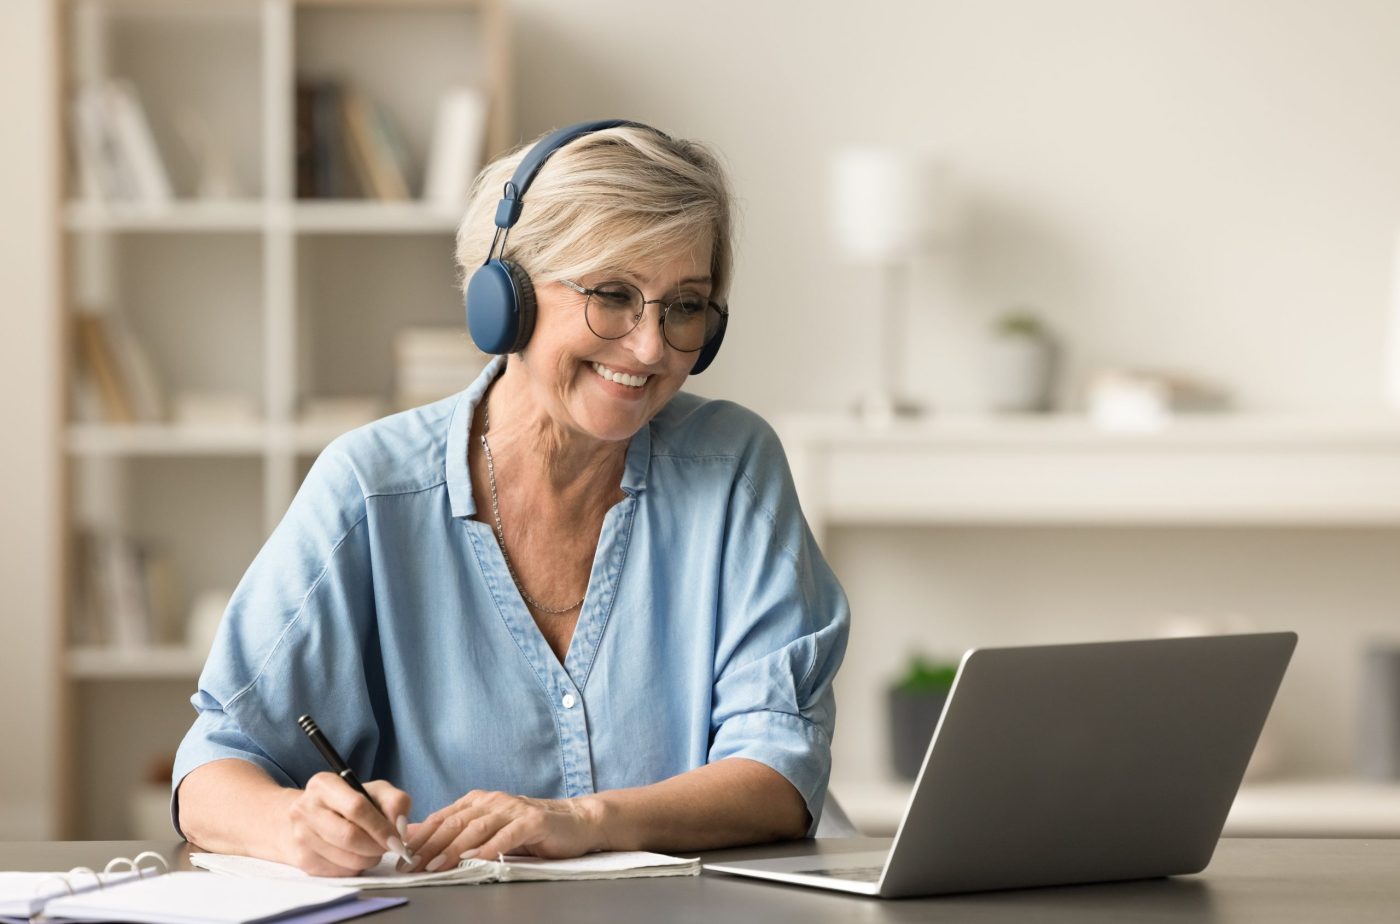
172 357 850 837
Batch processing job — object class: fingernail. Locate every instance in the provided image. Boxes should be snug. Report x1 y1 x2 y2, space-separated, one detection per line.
396 815 408 841
388 836 406 857
426 855 447 872
460 849 478 860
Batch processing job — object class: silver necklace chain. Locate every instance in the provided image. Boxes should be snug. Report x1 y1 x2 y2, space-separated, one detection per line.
480 393 585 615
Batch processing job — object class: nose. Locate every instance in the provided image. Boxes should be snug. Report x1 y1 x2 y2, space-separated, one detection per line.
622 302 668 366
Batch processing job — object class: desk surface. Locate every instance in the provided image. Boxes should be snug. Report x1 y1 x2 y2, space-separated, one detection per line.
5 837 1396 922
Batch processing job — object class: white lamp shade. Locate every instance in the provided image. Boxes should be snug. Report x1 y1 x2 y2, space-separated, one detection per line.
829 148 951 263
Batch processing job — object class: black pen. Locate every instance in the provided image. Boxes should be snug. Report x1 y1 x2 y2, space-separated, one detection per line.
297 714 412 864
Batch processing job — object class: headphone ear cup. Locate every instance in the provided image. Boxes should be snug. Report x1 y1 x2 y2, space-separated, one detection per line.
502 259 536 352
466 259 537 354
689 311 727 375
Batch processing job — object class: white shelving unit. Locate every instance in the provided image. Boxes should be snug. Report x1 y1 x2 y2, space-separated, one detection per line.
56 0 512 838
778 413 1400 542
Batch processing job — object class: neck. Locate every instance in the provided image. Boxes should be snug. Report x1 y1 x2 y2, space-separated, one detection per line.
481 360 629 498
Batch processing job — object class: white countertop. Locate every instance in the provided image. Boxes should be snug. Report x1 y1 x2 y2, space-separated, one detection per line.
830 777 1400 838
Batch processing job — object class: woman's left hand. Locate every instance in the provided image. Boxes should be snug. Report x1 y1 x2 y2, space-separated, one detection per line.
402 790 603 871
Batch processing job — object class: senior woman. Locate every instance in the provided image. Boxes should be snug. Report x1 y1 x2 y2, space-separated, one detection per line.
172 120 850 877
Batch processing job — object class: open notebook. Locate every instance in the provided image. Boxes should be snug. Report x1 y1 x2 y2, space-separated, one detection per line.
0 852 402 924
192 849 701 888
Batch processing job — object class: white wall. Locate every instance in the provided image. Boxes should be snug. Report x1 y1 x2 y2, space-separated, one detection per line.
0 0 59 837
514 0 1400 418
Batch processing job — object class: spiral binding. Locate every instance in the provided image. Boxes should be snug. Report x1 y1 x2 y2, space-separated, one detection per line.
27 851 168 922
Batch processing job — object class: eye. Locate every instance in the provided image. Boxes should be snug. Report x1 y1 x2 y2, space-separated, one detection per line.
670 298 709 319
593 284 637 307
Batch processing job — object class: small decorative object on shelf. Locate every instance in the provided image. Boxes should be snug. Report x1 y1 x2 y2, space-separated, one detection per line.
1360 641 1400 781
985 309 1058 413
1086 367 1231 431
127 753 176 841
888 654 958 780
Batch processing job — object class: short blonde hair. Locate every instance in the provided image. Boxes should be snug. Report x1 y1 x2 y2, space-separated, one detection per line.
454 125 735 303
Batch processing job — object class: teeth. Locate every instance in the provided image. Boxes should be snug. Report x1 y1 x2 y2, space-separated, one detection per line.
591 362 649 388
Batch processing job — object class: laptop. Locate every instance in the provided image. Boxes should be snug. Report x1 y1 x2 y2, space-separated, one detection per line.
705 631 1296 898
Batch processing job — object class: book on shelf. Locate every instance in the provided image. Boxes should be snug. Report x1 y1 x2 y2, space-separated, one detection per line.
68 78 173 204
73 311 165 424
342 86 411 200
72 530 181 651
297 78 413 200
423 87 489 208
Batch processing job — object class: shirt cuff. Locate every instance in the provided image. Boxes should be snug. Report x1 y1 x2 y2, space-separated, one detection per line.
709 709 832 837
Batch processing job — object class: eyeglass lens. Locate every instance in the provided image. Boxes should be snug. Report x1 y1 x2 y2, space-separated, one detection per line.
584 282 721 352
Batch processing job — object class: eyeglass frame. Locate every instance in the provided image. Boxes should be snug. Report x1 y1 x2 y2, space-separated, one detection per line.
559 278 729 354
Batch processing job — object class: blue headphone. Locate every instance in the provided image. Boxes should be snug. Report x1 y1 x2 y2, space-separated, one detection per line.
464 119 726 374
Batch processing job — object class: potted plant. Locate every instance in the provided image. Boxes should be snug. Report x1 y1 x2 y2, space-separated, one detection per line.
986 310 1058 413
888 655 959 780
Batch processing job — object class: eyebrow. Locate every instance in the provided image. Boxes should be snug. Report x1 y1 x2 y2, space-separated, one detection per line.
606 271 712 289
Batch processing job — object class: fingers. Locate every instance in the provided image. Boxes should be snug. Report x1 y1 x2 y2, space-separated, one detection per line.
303 773 391 857
363 780 413 860
412 810 504 872
461 816 534 864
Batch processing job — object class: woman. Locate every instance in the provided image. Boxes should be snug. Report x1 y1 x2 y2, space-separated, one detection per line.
173 121 850 877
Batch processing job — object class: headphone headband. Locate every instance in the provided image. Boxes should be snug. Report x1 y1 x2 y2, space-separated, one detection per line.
493 119 647 230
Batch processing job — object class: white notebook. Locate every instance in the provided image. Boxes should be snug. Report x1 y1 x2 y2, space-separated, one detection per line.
0 852 361 924
0 868 139 918
44 872 358 924
191 849 701 889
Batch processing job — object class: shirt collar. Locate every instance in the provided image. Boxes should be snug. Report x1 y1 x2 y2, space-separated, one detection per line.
446 356 651 519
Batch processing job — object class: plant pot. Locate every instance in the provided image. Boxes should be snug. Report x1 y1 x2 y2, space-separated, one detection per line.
985 334 1056 412
888 688 949 780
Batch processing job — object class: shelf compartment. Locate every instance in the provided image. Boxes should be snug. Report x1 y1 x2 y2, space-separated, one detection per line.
67 645 207 680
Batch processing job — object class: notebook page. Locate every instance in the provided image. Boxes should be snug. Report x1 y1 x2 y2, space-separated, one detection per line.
43 871 357 924
190 853 497 890
0 869 140 917
500 851 701 881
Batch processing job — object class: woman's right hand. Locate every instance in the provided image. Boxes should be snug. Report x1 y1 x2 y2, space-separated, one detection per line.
281 773 413 876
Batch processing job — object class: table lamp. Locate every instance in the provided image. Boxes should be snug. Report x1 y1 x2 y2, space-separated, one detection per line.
829 147 954 424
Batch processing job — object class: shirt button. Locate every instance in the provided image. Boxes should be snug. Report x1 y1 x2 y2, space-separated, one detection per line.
562 693 576 709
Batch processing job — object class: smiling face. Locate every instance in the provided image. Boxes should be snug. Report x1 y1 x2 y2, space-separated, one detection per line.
507 233 715 446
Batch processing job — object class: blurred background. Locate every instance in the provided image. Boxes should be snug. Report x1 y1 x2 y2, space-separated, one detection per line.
4 0 1400 841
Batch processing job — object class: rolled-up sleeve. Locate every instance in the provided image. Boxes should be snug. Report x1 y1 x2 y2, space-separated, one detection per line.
708 420 850 835
171 442 379 838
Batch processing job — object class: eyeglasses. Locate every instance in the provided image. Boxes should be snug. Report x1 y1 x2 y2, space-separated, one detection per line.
560 279 728 353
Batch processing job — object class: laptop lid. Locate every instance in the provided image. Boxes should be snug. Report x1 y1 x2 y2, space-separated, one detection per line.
878 631 1296 897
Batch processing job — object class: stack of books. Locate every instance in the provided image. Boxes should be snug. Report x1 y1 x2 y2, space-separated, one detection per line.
297 79 412 200
296 79 488 204
393 326 487 410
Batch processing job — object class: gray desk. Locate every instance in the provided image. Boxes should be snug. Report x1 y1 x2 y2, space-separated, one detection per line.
5 837 1396 922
